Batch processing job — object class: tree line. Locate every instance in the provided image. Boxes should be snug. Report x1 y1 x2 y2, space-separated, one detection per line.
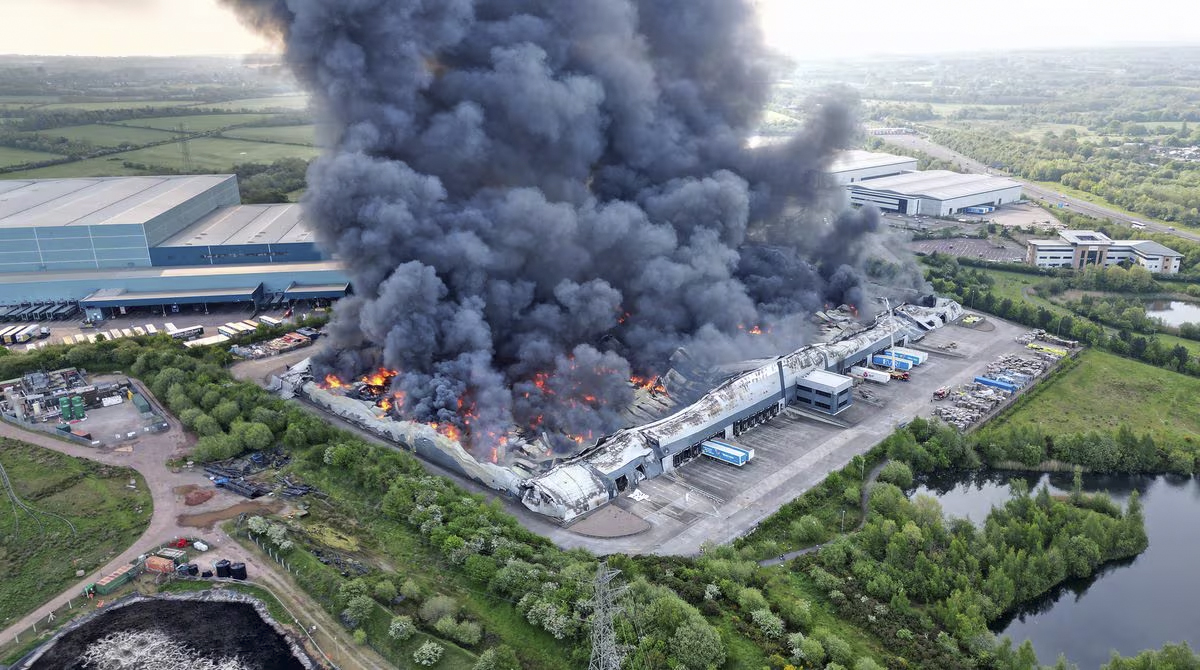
924 255 1199 377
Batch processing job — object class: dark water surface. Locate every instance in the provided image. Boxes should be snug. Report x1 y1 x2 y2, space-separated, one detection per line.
28 599 305 670
913 471 1200 669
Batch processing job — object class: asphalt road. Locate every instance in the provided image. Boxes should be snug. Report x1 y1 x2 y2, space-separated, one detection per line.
882 134 1200 243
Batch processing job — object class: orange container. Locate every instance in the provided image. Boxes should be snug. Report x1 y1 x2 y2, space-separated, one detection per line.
145 556 175 573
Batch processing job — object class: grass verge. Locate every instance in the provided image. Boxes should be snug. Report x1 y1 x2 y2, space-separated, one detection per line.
0 437 152 624
986 348 1200 443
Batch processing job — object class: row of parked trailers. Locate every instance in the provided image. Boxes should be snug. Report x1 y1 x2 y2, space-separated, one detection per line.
851 346 930 383
0 303 77 322
0 324 45 345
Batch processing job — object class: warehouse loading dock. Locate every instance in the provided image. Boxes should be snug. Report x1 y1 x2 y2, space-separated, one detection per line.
80 285 265 321
282 282 350 301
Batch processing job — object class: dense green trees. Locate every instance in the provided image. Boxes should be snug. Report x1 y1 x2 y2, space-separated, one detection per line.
816 470 1147 654
929 126 1200 226
924 254 1200 378
1103 643 1200 669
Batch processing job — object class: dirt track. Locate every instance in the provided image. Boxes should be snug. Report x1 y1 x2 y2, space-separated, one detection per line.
0 385 389 670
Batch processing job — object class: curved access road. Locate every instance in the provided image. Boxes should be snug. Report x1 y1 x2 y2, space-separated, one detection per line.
881 133 1200 244
758 459 888 567
0 406 389 670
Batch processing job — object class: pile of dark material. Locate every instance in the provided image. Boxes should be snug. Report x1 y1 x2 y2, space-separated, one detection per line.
274 475 318 498
27 600 305 670
204 450 293 499
311 548 368 577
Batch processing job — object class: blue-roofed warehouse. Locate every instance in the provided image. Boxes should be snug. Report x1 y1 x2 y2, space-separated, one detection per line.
0 175 351 313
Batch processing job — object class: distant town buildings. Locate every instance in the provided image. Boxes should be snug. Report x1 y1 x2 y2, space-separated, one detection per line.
1026 229 1183 274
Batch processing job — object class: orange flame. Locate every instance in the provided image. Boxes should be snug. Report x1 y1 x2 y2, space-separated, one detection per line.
323 374 347 389
630 375 668 396
360 367 398 387
490 447 498 463
532 372 554 395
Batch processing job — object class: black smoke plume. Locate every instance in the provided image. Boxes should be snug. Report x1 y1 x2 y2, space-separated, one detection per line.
220 0 924 453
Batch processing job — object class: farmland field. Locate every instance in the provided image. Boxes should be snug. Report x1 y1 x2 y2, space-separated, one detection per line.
0 146 64 168
222 125 317 146
116 113 280 133
24 124 180 148
0 156 148 180
0 438 152 624
115 137 320 171
33 100 201 111
198 94 310 111
988 348 1200 444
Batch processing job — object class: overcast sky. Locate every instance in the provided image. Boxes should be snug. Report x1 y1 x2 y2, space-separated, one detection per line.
2 0 1198 59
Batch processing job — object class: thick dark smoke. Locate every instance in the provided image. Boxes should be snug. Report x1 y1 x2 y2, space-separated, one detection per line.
221 0 925 453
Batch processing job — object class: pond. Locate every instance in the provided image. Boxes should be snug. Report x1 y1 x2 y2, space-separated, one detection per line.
912 471 1200 668
27 598 307 670
1144 299 1200 327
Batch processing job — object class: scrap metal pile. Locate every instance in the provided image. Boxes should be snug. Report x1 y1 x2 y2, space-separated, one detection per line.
230 331 312 360
932 353 1056 430
1016 329 1079 349
203 450 294 499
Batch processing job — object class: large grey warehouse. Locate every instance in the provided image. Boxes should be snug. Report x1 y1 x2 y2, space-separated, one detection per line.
0 175 349 316
847 170 1024 216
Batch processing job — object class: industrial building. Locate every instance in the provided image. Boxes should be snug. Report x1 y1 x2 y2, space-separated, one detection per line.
1026 229 1183 274
278 297 964 522
847 170 1024 216
0 175 349 314
828 150 918 185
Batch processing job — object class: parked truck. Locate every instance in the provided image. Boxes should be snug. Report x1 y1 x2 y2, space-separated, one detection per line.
849 366 890 384
888 346 928 365
700 439 754 467
871 355 913 371
884 349 923 367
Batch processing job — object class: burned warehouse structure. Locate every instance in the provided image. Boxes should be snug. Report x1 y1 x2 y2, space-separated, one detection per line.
276 298 963 521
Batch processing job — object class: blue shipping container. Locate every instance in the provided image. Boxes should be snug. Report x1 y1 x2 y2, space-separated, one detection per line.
884 350 922 366
701 440 753 467
974 376 1016 393
871 355 913 371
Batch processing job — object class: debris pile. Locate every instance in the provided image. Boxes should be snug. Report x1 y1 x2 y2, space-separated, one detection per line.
230 332 312 360
932 354 1057 430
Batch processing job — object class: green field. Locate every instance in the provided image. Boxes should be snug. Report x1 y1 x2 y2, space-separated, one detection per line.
991 349 1200 443
0 96 58 104
199 95 310 111
117 113 280 133
25 123 179 148
0 156 147 180
0 438 152 623
34 100 200 111
0 146 63 168
117 137 319 171
1013 122 1096 140
970 266 1075 318
222 125 317 146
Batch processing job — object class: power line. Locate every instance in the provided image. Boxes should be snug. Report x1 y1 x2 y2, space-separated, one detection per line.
588 561 626 670
177 123 193 172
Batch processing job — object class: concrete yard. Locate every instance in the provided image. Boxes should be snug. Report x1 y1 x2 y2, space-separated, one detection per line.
538 314 1045 556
